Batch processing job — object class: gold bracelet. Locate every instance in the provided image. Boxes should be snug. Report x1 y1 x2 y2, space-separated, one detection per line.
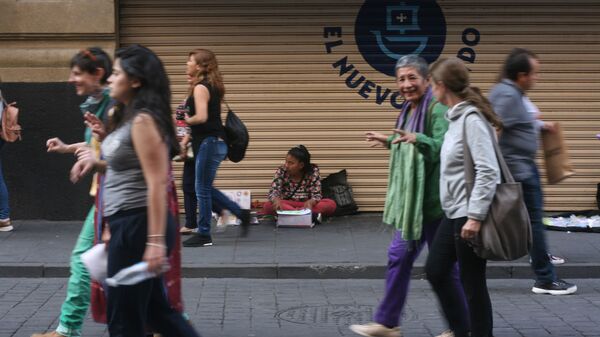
146 242 166 248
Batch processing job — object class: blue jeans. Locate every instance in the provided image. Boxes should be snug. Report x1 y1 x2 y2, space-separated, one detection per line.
518 165 555 283
195 137 241 235
0 139 9 219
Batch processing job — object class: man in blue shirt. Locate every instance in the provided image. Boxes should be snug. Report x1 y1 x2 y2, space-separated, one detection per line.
489 48 577 295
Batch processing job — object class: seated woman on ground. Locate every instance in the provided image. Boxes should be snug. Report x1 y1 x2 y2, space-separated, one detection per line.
263 145 336 221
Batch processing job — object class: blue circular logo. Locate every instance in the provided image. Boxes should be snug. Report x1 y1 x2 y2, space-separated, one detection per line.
355 0 447 77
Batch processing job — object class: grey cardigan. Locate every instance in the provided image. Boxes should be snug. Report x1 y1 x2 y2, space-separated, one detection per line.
440 102 501 221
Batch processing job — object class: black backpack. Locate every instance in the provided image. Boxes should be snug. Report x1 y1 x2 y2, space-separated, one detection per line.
223 102 249 163
321 169 359 216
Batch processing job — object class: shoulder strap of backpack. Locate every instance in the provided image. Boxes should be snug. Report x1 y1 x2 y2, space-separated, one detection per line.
223 98 232 112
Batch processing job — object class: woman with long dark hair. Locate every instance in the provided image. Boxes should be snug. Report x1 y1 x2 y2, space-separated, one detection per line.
71 44 198 337
182 48 249 247
425 58 501 337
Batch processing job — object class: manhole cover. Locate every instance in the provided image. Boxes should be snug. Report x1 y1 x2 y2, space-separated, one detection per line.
276 304 416 326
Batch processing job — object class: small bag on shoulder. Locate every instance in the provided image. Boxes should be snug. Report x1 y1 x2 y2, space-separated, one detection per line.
463 110 532 261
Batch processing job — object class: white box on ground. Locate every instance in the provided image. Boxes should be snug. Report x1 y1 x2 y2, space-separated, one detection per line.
218 189 251 225
276 209 314 228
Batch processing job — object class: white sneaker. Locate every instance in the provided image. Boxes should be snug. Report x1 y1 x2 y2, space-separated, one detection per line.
0 218 12 232
349 323 401 337
532 279 577 295
436 330 454 337
529 254 566 265
548 254 565 265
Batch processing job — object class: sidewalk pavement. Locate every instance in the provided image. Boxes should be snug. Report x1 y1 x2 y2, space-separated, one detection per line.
1 213 599 279
2 278 600 337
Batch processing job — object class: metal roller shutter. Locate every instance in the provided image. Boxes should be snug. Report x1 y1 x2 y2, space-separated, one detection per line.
119 0 600 212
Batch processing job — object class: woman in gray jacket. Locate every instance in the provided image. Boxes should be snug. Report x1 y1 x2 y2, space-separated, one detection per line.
424 58 502 337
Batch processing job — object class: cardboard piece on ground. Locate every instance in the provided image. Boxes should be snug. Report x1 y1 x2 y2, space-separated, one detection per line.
276 209 314 228
218 189 251 225
541 123 575 184
220 189 251 209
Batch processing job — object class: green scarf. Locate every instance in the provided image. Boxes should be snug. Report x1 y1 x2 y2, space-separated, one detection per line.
80 87 111 144
383 139 426 241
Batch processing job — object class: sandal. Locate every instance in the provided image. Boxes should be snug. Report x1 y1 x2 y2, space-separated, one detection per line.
179 226 195 235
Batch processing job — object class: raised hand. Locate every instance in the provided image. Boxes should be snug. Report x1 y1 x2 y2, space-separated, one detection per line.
83 111 107 141
391 129 417 144
365 131 388 148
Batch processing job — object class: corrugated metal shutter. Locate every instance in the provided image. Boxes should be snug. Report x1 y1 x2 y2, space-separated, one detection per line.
119 0 600 212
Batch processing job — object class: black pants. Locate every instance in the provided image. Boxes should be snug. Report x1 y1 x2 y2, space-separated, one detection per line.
183 159 198 229
425 216 493 337
183 159 222 229
106 208 200 337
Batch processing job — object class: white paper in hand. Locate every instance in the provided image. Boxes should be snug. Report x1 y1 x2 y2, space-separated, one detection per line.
80 243 108 282
106 262 159 287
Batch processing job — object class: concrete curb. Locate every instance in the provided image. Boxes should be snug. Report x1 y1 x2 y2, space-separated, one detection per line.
1 263 599 279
